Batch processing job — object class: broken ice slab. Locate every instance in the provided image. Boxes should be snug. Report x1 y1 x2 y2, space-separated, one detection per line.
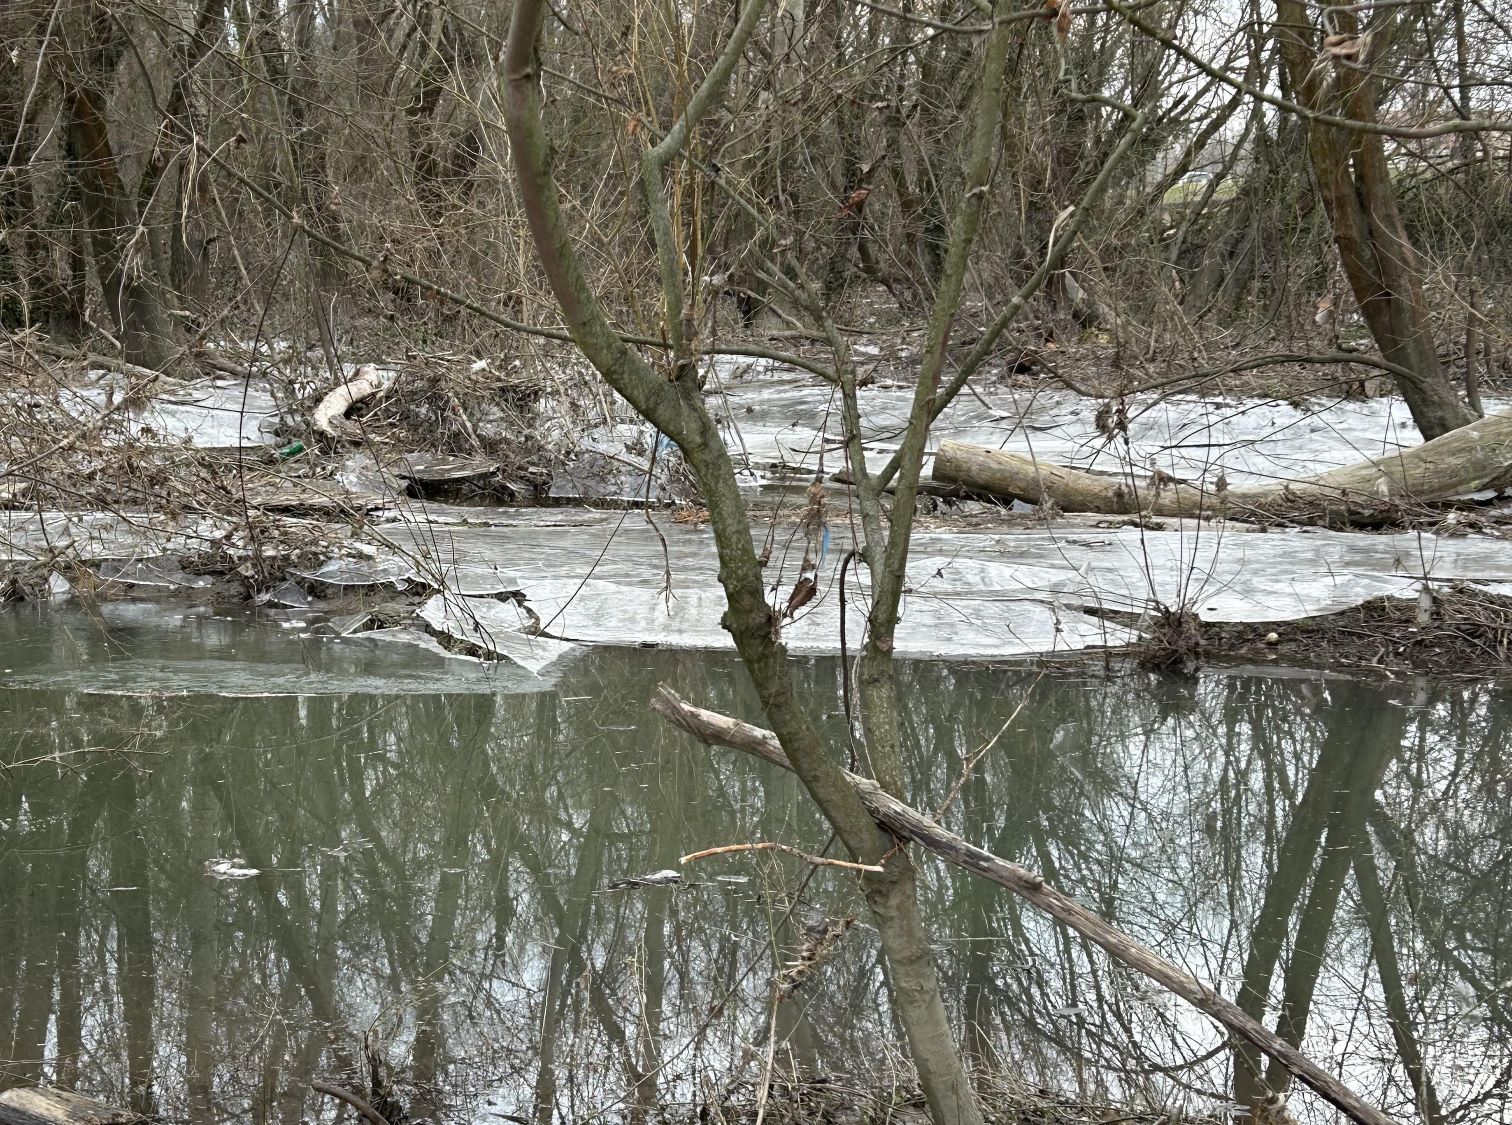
246 474 387 513
0 604 550 696
291 556 422 595
0 510 228 562
380 508 1512 657
254 581 324 609
392 453 501 484
335 452 404 497
547 424 692 503
416 593 582 674
94 557 213 590
60 373 285 448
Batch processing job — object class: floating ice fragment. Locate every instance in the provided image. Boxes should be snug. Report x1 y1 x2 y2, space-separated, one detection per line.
206 858 261 880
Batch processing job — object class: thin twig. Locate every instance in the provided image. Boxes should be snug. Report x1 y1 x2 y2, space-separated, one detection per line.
680 842 884 874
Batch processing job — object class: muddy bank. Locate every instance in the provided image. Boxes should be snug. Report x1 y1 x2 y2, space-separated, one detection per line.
1192 584 1512 677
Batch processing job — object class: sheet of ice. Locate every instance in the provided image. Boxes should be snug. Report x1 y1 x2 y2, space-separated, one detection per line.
376 509 1512 659
415 594 584 673
290 554 522 596
0 604 553 695
54 373 285 447
708 361 1509 493
380 511 1132 657
0 510 227 561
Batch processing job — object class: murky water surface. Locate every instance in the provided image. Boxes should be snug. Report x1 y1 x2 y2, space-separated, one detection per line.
1 608 1508 1124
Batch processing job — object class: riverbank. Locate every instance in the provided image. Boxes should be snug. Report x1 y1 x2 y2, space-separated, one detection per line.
6 334 1512 676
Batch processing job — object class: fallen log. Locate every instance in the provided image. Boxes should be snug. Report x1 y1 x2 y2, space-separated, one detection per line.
0 1088 143 1125
931 411 1512 524
313 364 391 439
650 683 1401 1125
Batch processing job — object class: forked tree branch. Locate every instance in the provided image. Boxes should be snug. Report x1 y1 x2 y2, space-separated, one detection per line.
649 683 1404 1125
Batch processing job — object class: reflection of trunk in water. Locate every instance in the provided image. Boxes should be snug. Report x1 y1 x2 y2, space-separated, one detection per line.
762 748 824 1077
1366 804 1510 1047
1233 684 1405 1110
54 767 112 1090
412 697 499 1121
0 751 19 1085
1263 716 1399 1094
1352 837 1445 1125
528 783 617 1124
960 769 999 1070
107 763 158 1118
8 784 60 1092
206 753 351 1056
340 714 422 982
185 762 219 1125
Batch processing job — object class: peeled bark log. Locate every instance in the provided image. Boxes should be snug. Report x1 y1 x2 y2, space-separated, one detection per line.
312 365 389 439
932 412 1512 524
650 683 1403 1125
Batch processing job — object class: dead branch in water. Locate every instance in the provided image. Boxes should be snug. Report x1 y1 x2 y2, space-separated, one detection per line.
649 683 1403 1125
310 1081 391 1125
680 841 884 873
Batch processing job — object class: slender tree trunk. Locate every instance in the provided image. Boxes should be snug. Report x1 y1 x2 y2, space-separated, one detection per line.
500 4 990 1121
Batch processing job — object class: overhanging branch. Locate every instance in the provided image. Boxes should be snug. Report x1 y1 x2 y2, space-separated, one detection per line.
650 683 1404 1125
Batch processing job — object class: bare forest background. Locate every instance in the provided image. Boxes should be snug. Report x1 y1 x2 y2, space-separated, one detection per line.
3 0 1510 404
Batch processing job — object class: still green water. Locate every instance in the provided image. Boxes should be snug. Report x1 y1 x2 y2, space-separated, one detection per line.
0 606 1507 1124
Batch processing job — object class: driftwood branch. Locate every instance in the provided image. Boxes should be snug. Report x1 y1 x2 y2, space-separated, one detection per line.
932 410 1512 525
0 1087 143 1125
312 364 389 439
649 683 1403 1125
681 841 884 873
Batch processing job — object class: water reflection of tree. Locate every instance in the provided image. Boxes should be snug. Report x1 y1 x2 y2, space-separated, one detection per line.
1 656 1509 1124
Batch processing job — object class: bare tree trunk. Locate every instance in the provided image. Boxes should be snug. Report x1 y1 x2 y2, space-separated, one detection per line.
501 5 990 1122
56 0 177 369
1270 0 1475 438
256 0 344 374
1 1 86 339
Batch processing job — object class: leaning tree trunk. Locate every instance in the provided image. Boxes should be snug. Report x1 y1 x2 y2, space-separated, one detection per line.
1271 0 1475 439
